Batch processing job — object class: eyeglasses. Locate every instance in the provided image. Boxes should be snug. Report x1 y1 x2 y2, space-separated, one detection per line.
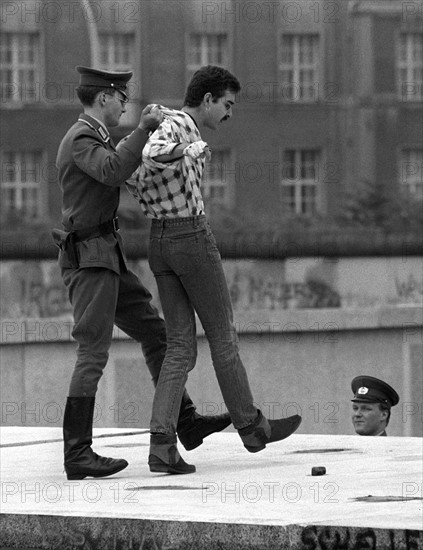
105 91 129 105
115 91 129 105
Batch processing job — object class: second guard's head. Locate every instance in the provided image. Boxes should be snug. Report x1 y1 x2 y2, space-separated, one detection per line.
351 375 399 436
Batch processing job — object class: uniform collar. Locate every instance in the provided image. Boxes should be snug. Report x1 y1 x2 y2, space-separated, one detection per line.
78 113 111 143
368 429 387 436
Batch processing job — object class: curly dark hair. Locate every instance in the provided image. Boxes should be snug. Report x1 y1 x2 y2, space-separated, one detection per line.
184 65 241 107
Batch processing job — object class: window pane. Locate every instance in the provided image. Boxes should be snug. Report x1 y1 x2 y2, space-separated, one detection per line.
400 148 423 198
283 150 297 180
99 33 134 71
188 33 228 69
280 36 293 64
0 151 42 218
280 69 293 87
189 34 202 65
281 149 319 214
398 34 407 62
279 34 319 103
0 34 12 63
412 34 423 61
280 185 296 212
301 151 318 179
2 188 16 207
3 153 17 182
0 33 40 103
216 37 226 64
397 33 423 100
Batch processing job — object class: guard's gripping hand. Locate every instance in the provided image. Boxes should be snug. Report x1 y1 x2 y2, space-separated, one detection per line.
183 140 211 161
138 104 163 133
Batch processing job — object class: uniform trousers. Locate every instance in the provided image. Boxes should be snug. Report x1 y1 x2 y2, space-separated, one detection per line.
61 264 194 417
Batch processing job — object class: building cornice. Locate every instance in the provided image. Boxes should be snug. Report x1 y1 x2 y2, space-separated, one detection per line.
349 0 417 16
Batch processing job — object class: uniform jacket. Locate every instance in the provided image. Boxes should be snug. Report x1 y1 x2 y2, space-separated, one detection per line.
54 114 146 274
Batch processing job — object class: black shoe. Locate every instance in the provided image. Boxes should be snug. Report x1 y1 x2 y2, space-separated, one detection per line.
178 412 232 451
149 434 196 474
239 411 302 453
63 396 128 480
66 452 128 480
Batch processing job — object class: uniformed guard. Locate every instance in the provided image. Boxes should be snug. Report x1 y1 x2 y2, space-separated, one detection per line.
351 375 400 436
52 66 231 480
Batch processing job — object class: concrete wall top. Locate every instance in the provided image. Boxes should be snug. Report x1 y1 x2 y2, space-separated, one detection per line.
1 256 422 344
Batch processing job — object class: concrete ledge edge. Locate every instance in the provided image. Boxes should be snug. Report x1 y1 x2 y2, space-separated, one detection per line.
1 513 422 550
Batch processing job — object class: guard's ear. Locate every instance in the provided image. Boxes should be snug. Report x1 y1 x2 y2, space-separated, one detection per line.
380 408 389 421
97 91 107 106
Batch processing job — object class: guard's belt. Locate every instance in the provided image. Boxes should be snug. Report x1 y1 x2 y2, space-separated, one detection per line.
52 217 119 268
71 217 119 242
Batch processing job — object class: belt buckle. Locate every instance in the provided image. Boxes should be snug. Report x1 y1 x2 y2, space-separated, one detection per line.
112 217 119 232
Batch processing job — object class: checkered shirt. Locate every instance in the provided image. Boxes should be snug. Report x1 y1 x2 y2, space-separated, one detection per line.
124 106 206 219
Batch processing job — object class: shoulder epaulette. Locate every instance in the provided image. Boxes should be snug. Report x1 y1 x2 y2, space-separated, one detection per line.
78 114 110 143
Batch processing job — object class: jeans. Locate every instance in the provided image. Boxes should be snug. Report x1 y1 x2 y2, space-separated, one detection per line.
148 215 258 433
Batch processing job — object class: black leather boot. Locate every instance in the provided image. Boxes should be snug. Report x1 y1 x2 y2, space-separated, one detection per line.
177 411 232 451
63 396 128 480
238 410 302 453
148 434 196 474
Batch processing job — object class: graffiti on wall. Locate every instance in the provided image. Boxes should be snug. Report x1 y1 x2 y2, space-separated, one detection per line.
0 258 422 320
1 517 421 550
228 269 341 310
0 262 71 319
395 274 423 303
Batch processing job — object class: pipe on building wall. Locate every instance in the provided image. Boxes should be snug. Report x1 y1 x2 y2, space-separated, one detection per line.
79 0 100 65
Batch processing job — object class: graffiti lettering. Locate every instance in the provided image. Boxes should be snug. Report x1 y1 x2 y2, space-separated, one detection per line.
301 526 423 550
395 274 423 303
229 269 341 310
1 516 423 549
1 259 422 321
21 280 70 317
1 261 71 318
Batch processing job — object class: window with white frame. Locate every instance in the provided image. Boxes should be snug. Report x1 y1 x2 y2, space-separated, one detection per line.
98 33 134 72
0 32 41 103
400 148 423 199
397 33 423 101
281 149 320 215
278 34 320 102
187 34 228 81
202 150 231 209
1 151 44 219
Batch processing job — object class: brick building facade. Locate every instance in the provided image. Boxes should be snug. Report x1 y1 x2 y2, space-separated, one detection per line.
1 0 422 229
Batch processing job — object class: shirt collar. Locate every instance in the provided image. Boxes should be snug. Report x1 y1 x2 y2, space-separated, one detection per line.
183 110 199 130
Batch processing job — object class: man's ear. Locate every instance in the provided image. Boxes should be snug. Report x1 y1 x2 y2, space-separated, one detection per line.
203 92 213 106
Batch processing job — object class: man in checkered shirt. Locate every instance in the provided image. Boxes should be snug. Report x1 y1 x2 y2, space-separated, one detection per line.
126 65 302 475
126 105 208 218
